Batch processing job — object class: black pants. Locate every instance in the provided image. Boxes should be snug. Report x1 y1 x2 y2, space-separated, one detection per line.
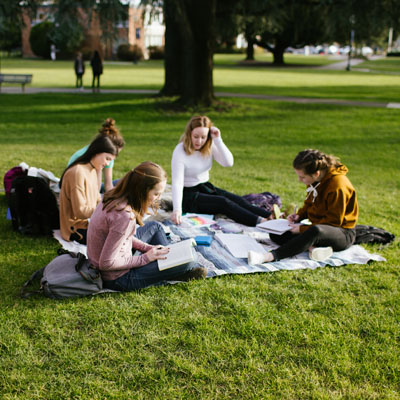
75 74 83 88
70 229 87 245
270 224 356 261
92 75 100 89
183 182 271 226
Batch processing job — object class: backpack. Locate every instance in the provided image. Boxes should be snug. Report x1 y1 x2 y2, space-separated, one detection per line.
8 175 60 236
242 192 282 212
21 252 115 299
354 225 395 245
3 166 27 198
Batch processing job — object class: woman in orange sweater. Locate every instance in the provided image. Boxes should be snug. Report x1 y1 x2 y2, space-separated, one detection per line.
59 135 119 244
249 149 358 264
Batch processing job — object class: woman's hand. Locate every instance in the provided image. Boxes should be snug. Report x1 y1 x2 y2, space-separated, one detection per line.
288 213 300 234
171 210 182 225
210 126 221 139
287 213 299 224
290 224 301 234
145 245 170 262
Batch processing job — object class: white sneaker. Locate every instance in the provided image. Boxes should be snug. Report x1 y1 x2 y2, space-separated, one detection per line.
248 251 266 266
309 246 333 262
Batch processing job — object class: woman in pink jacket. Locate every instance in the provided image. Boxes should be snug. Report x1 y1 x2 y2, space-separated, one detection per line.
87 161 206 291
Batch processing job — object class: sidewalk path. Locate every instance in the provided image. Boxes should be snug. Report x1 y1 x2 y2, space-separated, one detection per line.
317 57 365 70
1 85 399 109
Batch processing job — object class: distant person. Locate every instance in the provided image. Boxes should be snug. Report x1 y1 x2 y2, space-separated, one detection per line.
171 115 272 227
68 118 125 193
59 135 119 244
248 149 358 265
90 50 103 92
87 161 207 292
74 52 85 90
50 44 56 61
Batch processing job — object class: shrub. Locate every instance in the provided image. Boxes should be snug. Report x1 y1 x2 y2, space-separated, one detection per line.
117 43 144 62
148 46 164 60
387 52 400 57
0 19 21 54
29 21 54 59
214 45 245 54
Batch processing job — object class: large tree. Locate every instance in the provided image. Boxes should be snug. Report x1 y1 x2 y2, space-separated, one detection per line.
161 0 216 106
145 0 217 106
324 0 400 47
252 0 328 65
50 0 127 56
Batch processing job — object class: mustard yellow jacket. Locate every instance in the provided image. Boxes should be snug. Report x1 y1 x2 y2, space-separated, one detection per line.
297 164 358 233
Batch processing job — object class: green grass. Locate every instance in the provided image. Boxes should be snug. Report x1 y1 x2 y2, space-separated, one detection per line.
0 91 399 399
353 56 400 73
2 55 400 102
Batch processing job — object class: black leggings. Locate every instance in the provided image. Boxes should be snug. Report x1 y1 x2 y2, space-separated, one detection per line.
76 74 83 88
70 229 87 245
183 183 271 226
92 75 100 88
270 224 356 261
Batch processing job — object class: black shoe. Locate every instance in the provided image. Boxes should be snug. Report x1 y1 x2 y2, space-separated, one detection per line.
179 266 207 281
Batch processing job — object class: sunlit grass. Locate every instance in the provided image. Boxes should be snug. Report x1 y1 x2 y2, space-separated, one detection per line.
2 55 400 102
0 75 399 399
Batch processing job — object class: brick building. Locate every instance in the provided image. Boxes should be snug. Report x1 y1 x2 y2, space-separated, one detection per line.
21 3 165 59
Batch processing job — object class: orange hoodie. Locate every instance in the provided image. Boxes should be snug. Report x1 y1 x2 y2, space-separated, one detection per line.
297 164 358 233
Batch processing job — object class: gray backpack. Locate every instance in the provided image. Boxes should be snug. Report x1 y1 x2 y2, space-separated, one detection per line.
21 252 115 299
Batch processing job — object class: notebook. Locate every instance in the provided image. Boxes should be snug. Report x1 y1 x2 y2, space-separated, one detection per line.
214 233 266 258
257 219 294 235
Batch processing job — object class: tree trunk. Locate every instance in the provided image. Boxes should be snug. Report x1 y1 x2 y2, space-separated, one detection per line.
160 0 182 96
244 23 255 61
245 38 255 61
161 0 216 107
272 41 286 65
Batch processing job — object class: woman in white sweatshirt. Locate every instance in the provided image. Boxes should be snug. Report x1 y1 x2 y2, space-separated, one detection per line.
171 115 271 226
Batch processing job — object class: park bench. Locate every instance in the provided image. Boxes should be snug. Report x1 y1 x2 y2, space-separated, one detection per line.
0 73 33 93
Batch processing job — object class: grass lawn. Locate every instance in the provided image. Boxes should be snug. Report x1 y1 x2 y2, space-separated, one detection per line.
0 90 399 399
2 54 400 103
353 56 400 74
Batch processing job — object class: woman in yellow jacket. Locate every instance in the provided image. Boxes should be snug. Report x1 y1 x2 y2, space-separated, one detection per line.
249 149 358 264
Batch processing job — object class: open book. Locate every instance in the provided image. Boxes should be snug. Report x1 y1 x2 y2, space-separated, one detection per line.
157 238 196 271
257 219 294 235
214 233 266 258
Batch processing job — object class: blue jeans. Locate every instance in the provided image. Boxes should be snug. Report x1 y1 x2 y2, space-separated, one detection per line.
103 221 198 291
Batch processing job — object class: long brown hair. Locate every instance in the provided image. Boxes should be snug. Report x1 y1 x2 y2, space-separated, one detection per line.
98 118 125 149
180 115 213 156
102 161 167 225
60 135 118 187
293 149 341 175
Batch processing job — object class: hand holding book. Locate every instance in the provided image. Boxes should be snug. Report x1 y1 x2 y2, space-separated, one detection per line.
146 245 169 262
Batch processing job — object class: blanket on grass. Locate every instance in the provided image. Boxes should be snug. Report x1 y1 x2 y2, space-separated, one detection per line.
53 216 385 278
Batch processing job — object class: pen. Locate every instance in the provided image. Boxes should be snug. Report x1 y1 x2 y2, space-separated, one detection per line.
294 205 297 215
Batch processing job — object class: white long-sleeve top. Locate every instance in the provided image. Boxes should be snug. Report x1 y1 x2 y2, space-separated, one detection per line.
171 136 234 213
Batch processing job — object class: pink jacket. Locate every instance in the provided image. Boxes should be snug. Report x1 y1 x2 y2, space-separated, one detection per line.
87 201 153 281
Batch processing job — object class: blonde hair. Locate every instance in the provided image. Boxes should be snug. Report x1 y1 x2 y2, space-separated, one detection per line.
102 161 167 225
180 115 213 156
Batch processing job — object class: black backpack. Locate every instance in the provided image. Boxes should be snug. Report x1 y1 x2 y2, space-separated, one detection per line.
354 225 395 245
8 175 60 236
